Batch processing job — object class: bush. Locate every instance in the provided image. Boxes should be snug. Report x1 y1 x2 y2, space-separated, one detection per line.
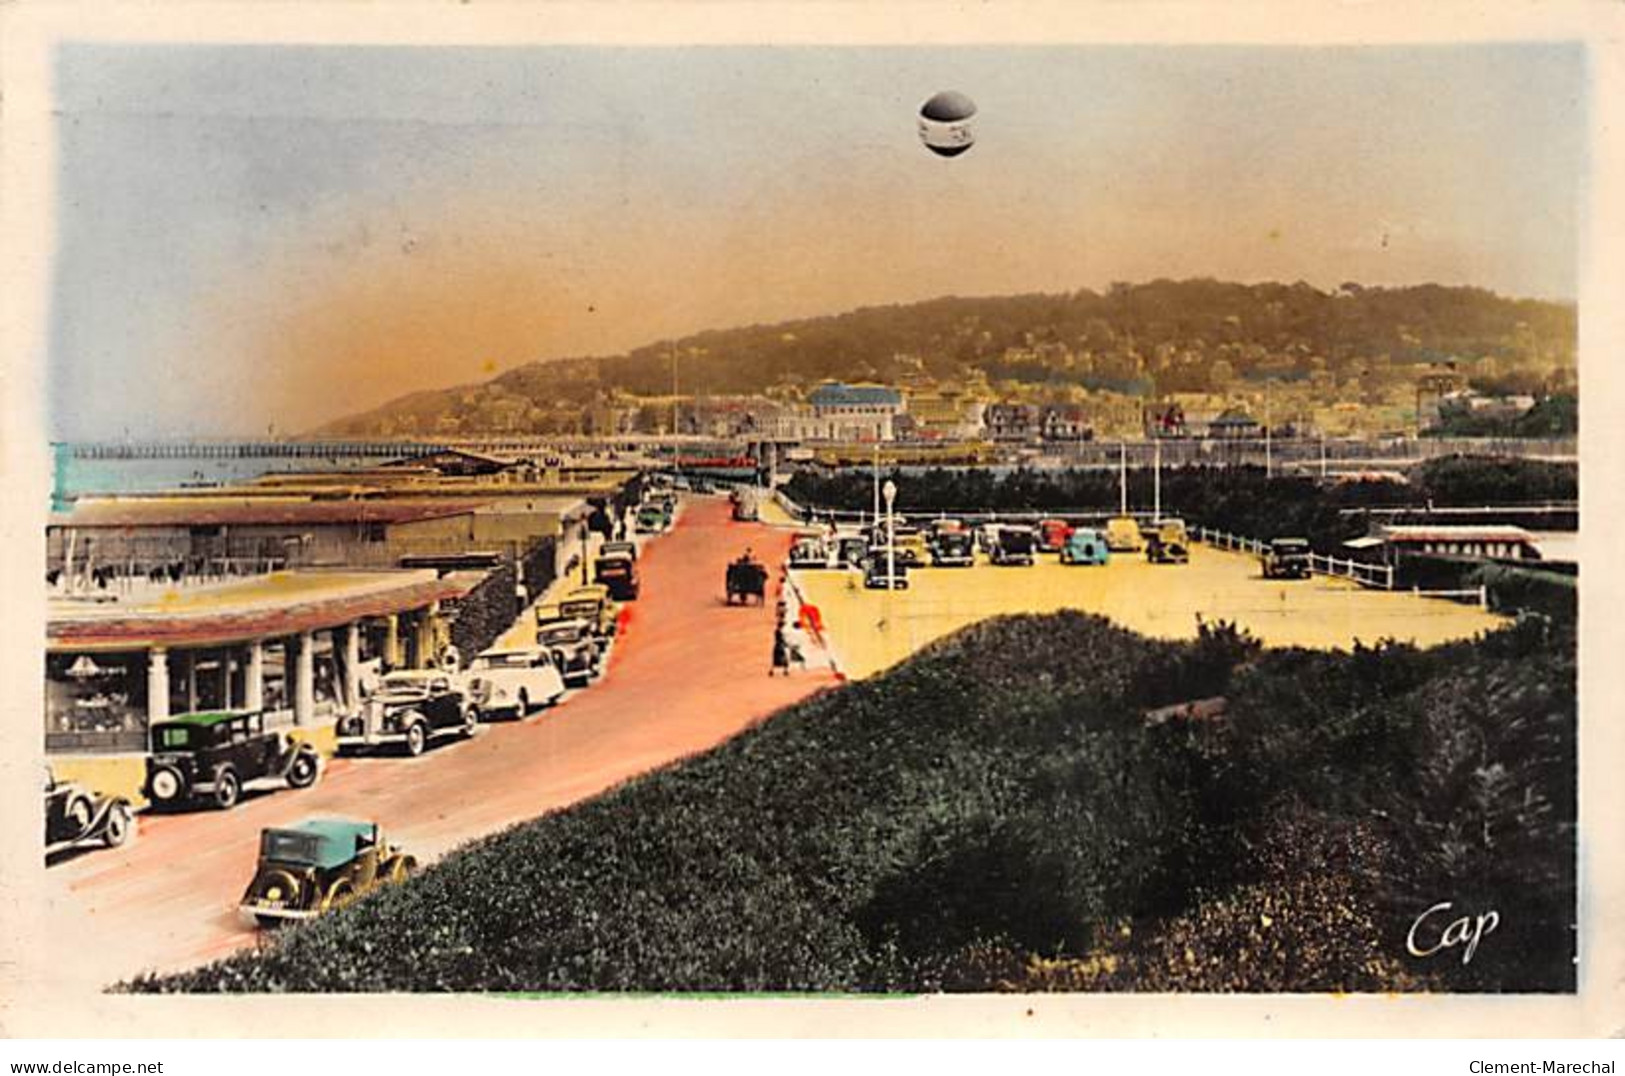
126 613 1574 994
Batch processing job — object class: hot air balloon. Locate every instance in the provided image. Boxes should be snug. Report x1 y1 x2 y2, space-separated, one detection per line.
918 90 977 157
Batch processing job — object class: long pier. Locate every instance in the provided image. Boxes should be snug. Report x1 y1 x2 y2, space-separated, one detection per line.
65 441 438 461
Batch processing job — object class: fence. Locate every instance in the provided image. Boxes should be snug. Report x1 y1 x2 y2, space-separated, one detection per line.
1405 585 1490 610
1192 525 1395 590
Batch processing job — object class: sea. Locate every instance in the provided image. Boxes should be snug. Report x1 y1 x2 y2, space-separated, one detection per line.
50 444 399 510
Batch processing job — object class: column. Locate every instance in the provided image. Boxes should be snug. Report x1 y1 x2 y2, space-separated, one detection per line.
245 640 265 711
343 622 361 713
220 652 234 710
416 603 439 669
383 614 401 670
294 630 315 727
147 648 170 725
184 651 198 713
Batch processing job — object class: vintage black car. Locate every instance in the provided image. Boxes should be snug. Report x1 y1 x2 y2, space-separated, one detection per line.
44 769 133 858
1262 536 1313 579
536 618 603 686
930 530 976 567
864 557 910 589
336 670 474 757
990 526 1038 566
144 710 321 811
238 818 416 928
594 552 640 601
601 539 638 562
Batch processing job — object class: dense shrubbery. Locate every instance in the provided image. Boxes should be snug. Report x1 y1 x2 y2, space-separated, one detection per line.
129 610 1574 995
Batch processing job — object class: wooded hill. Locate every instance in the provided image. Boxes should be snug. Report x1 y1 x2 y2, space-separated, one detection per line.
314 280 1577 436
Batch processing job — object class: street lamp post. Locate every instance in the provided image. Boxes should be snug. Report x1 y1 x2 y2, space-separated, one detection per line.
872 442 881 527
883 479 898 591
580 519 591 586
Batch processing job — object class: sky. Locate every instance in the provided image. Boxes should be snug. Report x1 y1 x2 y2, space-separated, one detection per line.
47 42 1585 440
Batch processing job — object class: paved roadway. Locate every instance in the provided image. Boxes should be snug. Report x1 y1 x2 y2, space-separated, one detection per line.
41 496 835 989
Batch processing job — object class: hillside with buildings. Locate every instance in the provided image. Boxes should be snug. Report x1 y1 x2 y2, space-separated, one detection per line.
313 279 1577 442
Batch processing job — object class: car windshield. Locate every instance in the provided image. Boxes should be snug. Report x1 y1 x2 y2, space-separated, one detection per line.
1275 540 1309 551
540 626 582 645
260 829 323 865
560 601 598 617
378 675 430 695
474 653 530 670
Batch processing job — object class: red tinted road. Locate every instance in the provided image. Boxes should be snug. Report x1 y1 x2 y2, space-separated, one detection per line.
42 497 837 988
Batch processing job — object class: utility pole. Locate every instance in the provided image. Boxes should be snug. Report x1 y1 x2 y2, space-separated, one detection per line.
1153 438 1162 522
671 345 680 485
1118 442 1128 517
883 480 898 590
872 442 881 527
1264 380 1273 479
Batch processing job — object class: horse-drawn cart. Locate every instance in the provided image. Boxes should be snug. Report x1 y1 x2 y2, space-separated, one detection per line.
725 559 768 605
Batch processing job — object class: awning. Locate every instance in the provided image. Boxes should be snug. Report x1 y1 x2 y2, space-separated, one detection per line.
1342 536 1385 549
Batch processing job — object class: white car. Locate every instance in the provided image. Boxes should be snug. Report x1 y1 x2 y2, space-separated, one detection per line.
463 647 567 721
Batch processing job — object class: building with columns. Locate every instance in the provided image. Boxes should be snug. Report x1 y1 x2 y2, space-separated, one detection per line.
46 569 477 755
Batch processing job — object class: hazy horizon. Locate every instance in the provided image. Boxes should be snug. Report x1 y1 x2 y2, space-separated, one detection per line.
48 43 1585 440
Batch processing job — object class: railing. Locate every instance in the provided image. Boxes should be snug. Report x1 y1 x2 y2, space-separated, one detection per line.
1406 585 1490 610
1192 526 1396 590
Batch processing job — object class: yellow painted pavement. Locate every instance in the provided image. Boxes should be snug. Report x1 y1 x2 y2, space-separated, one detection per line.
794 543 1507 680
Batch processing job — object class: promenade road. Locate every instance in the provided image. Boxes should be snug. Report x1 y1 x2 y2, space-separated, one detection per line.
36 496 836 990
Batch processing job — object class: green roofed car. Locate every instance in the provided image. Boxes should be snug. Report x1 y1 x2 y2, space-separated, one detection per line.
144 710 321 811
238 818 416 929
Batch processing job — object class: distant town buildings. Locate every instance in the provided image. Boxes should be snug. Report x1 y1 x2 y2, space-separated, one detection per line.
804 382 906 442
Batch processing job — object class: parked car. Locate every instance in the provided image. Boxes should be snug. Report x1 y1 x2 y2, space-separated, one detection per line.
1038 518 1074 553
1061 528 1111 565
789 534 832 569
990 526 1038 566
835 534 869 568
1146 519 1191 564
144 710 321 811
1262 536 1313 579
238 818 416 929
335 670 474 757
44 769 132 857
601 539 638 562
536 618 604 686
464 647 567 720
731 490 761 521
893 529 930 568
593 552 640 601
864 557 910 589
931 530 976 567
1104 516 1144 552
635 504 669 533
560 584 618 638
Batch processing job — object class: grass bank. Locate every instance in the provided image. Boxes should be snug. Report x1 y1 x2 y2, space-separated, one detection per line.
128 612 1573 994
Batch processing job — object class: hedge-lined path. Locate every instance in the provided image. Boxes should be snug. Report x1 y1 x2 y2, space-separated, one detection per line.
38 496 838 990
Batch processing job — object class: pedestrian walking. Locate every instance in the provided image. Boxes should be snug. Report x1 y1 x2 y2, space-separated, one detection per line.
771 624 791 676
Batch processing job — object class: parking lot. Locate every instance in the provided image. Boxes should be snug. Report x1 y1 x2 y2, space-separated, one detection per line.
792 542 1508 680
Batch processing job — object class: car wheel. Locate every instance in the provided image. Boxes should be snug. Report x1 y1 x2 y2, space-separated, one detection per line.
404 722 427 757
212 767 241 810
65 795 93 835
255 915 286 931
517 689 530 715
147 766 184 806
102 803 132 848
388 856 417 884
285 750 319 789
321 880 357 913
